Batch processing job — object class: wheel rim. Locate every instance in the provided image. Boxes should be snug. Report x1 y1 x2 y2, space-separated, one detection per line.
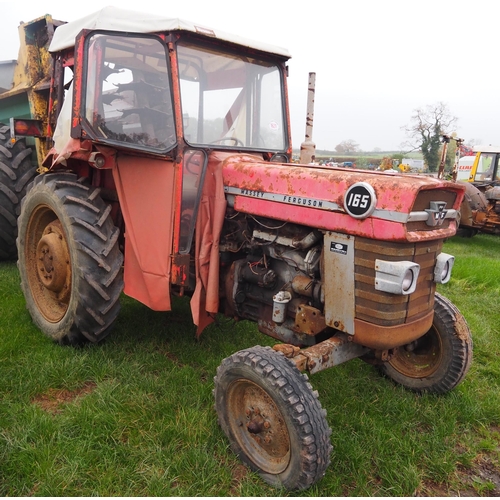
388 326 442 378
25 205 72 323
227 379 290 474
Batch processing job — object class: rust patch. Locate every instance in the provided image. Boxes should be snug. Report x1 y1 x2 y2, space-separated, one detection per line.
32 381 97 414
272 344 300 358
293 304 326 335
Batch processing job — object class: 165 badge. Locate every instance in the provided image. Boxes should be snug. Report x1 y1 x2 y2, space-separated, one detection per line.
344 182 377 218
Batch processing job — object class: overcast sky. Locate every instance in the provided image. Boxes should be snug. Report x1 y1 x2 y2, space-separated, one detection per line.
0 0 498 152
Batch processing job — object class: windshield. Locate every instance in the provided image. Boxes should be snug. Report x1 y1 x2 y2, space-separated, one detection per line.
83 33 175 153
473 153 500 182
177 42 286 151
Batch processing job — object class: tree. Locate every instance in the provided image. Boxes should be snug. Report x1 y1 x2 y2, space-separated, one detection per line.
402 102 457 172
335 139 360 154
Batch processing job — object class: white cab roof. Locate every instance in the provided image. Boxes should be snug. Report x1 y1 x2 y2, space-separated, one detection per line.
473 145 500 154
49 6 291 59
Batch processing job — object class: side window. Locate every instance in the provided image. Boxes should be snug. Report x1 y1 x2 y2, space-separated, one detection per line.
494 156 500 182
476 153 495 181
84 33 175 152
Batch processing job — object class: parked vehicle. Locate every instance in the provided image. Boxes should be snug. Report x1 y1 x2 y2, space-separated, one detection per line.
459 145 500 236
0 16 67 259
8 7 471 490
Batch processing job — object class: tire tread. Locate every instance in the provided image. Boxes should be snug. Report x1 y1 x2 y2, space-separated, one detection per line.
215 345 332 490
0 130 37 260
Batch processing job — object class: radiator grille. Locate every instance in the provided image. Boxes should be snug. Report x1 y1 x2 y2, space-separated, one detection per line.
407 189 457 232
354 237 442 326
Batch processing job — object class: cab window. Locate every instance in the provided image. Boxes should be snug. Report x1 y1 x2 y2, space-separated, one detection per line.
83 33 175 153
177 42 286 151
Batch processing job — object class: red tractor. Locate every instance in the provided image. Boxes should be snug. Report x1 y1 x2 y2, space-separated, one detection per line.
11 7 472 490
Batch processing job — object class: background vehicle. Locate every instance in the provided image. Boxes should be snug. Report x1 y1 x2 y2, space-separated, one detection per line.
0 16 64 259
458 145 500 236
11 7 472 490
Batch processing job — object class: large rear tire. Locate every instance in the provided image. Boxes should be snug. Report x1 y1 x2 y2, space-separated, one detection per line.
214 346 332 490
0 125 37 260
17 172 123 345
380 293 472 394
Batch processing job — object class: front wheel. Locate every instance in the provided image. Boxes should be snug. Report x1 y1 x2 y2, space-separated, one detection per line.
214 346 332 490
17 172 124 345
380 293 472 394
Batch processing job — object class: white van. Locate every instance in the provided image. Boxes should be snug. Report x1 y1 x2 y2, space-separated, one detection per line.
457 157 475 181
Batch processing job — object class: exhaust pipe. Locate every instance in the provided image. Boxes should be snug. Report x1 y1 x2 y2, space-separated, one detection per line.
299 72 316 165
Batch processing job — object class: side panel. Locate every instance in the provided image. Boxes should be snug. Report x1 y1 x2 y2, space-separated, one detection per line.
323 232 355 334
112 155 175 310
0 94 32 123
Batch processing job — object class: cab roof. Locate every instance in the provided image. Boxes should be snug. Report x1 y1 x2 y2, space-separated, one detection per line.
49 6 291 59
473 145 500 154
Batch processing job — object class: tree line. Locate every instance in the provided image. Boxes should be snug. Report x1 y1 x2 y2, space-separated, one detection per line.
333 102 472 172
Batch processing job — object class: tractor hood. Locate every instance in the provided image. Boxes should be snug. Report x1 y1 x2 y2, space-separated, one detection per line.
221 155 465 242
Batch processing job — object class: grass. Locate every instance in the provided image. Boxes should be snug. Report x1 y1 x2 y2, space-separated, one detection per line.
1 234 499 496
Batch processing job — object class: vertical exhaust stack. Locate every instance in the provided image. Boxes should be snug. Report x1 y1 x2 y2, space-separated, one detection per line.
299 72 316 165
437 135 450 180
438 134 463 181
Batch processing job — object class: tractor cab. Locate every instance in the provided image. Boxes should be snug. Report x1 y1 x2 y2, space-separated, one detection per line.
467 145 500 186
66 29 289 156
45 7 292 309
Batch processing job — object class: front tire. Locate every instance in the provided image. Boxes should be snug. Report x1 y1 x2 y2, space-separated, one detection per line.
214 346 332 490
0 125 37 260
17 172 123 345
380 293 472 394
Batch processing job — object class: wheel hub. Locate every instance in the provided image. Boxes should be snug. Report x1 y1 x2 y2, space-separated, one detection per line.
26 211 72 323
228 380 290 474
389 329 442 378
36 225 69 293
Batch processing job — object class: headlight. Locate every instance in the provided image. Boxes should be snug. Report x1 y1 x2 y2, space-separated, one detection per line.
434 253 455 284
401 268 415 292
375 260 420 295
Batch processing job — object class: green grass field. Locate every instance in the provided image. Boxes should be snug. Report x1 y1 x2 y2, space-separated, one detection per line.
0 234 499 496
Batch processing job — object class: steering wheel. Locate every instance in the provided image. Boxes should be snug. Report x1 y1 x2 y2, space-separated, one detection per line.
211 136 244 147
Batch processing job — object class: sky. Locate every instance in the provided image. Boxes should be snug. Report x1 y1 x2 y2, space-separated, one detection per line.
0 0 498 152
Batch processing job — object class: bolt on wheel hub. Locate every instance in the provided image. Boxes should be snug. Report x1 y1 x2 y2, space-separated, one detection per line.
36 225 69 293
26 210 72 323
228 380 291 474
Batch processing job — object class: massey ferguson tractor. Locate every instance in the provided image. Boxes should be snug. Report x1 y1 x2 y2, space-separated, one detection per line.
7 7 472 490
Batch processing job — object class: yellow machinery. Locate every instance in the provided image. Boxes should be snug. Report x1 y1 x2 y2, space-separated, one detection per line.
0 15 64 259
459 145 500 236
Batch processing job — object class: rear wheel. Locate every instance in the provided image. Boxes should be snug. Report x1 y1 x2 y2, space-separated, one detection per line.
214 346 332 490
0 125 37 260
380 293 472 394
17 172 123 345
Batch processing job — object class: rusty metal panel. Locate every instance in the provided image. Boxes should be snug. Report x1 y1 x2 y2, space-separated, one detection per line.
223 159 465 243
293 304 326 336
352 311 434 350
171 254 190 286
353 237 438 327
302 336 369 374
323 232 355 335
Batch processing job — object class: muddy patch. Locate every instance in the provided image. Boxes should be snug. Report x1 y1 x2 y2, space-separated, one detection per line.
229 464 248 495
32 381 97 414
